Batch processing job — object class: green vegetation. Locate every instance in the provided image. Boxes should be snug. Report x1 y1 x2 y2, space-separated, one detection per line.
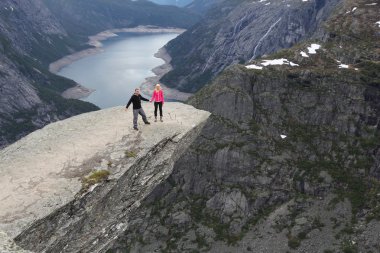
341 240 358 253
81 170 110 191
125 150 138 158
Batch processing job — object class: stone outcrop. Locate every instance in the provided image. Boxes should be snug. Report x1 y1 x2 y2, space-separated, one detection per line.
0 102 210 252
101 1 380 252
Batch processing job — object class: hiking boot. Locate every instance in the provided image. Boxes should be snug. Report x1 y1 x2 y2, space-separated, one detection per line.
154 117 157 122
160 117 163 122
134 127 139 131
145 121 151 125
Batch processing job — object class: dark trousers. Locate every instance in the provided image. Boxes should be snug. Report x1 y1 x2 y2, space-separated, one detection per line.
154 102 163 117
133 108 148 128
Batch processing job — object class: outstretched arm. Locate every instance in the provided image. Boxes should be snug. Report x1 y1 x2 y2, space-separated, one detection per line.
126 96 133 109
140 95 149 102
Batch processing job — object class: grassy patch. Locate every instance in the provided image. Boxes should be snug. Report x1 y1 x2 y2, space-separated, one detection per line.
125 150 137 158
341 240 358 253
81 170 110 191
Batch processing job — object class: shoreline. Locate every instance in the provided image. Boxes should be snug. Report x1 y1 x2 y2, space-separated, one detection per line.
140 47 193 101
49 25 187 100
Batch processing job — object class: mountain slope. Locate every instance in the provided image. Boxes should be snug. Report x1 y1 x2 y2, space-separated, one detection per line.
0 0 200 148
0 0 98 148
43 0 199 44
161 0 341 92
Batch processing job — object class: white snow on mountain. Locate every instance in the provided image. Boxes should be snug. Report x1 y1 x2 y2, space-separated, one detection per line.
307 44 321 54
246 64 263 70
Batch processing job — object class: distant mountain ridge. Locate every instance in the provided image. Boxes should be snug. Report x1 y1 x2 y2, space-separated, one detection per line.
160 0 341 92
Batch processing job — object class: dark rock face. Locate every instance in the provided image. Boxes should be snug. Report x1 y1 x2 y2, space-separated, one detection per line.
103 1 379 252
161 0 341 92
0 0 99 148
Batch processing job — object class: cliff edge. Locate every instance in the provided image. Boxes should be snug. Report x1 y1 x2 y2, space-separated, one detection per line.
0 102 210 252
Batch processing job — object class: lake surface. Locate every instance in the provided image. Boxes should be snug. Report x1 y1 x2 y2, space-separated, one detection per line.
58 33 178 108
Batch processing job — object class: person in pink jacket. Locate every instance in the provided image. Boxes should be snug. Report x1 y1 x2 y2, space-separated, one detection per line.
150 84 165 122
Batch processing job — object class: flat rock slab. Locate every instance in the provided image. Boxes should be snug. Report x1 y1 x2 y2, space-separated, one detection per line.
0 102 210 238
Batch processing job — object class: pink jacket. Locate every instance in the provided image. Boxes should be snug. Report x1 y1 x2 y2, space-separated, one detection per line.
150 90 164 103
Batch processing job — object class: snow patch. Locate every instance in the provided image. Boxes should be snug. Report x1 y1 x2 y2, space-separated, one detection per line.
300 51 309 58
365 3 377 6
352 7 357 12
246 58 299 70
280 135 287 139
376 21 380 28
246 64 263 70
262 58 299 66
307 44 321 54
338 64 349 69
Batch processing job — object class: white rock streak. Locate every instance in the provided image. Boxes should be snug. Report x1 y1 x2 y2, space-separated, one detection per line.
250 18 282 61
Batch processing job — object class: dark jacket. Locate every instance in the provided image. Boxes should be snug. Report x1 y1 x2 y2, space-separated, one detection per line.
126 94 149 110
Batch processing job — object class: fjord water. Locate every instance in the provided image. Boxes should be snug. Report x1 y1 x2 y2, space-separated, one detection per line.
58 33 178 108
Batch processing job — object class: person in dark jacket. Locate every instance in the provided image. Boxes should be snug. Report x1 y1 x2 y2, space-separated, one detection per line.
125 88 150 130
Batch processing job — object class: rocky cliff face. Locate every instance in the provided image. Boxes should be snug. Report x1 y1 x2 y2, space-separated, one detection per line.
161 0 341 92
0 0 99 148
0 103 210 252
97 0 378 252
